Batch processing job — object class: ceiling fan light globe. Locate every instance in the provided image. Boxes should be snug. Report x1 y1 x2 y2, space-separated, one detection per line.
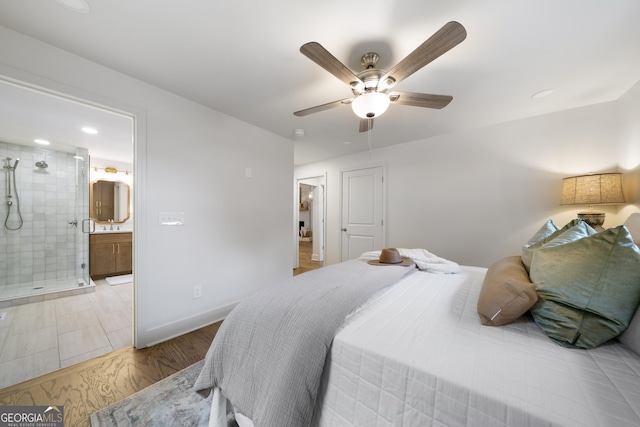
352 92 390 119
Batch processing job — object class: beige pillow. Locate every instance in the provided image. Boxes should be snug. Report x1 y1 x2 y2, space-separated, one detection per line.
478 256 538 326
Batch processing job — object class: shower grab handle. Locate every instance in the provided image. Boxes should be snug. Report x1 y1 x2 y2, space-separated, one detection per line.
82 218 95 234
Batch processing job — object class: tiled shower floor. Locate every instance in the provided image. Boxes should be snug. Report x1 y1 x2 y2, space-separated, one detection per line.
0 279 132 388
0 277 95 308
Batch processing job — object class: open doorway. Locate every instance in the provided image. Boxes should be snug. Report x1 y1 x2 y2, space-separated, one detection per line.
295 175 326 275
0 75 136 388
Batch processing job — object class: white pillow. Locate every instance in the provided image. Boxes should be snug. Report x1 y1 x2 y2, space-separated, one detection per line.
624 213 640 246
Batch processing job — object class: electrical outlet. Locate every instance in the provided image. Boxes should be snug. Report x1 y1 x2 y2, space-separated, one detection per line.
193 285 202 299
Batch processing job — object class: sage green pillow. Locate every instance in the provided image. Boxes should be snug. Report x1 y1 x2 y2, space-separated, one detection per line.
530 225 640 349
524 219 559 245
521 219 594 272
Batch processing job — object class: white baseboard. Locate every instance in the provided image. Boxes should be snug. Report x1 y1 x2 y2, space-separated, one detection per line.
138 301 238 348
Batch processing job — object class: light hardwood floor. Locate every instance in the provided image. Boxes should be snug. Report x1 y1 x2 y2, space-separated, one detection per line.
294 240 323 275
0 322 221 426
0 243 322 426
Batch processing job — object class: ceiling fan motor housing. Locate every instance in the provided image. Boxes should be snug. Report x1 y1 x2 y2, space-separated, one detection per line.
352 68 387 96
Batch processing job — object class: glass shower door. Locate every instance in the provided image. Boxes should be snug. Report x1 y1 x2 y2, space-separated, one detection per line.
76 148 91 285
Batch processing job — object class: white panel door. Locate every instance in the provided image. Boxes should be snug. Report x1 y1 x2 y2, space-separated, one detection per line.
341 166 384 261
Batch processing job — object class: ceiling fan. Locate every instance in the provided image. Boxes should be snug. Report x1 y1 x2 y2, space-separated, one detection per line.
294 21 467 132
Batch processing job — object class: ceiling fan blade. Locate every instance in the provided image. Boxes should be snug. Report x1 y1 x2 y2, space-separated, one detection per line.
300 42 363 87
389 92 453 109
359 118 374 133
381 21 466 86
294 98 352 117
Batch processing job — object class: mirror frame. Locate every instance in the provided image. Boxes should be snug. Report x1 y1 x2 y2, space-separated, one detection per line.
90 179 131 224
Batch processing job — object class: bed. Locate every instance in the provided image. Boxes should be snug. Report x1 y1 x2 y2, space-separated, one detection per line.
195 214 640 427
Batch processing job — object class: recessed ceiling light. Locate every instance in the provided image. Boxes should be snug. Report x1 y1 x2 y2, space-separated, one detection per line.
56 0 91 14
532 89 555 99
82 127 98 134
343 141 353 145
34 139 50 145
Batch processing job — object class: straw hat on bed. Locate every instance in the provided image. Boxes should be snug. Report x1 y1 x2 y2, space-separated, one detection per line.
367 248 414 267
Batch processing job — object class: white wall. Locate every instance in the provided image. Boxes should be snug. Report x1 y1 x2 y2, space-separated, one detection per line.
296 82 640 268
0 26 294 347
617 80 640 215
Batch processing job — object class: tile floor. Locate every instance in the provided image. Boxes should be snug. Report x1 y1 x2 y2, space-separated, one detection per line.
0 279 133 389
0 277 96 309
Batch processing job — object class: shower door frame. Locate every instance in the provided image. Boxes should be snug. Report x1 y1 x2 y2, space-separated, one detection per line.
76 148 91 286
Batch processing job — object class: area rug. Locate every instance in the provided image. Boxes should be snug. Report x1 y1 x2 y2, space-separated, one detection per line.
105 274 133 286
90 360 212 426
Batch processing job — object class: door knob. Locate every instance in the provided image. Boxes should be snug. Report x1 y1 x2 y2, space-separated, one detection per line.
341 228 347 232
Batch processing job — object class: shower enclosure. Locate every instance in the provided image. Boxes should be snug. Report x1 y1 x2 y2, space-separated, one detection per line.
0 142 92 305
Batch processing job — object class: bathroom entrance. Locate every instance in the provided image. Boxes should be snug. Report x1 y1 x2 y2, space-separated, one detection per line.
0 75 136 388
0 78 133 304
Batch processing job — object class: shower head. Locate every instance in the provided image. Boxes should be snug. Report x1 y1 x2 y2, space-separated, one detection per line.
13 158 19 168
35 160 48 169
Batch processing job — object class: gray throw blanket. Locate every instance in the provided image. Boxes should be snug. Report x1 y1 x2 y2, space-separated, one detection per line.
194 259 416 427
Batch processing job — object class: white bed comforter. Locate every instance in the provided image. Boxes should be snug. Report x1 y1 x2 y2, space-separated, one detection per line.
314 266 640 427
195 259 416 427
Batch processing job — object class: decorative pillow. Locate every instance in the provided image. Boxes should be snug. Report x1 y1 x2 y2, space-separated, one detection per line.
624 212 640 246
617 214 640 354
521 219 594 272
477 256 537 326
529 225 640 349
619 304 640 355
524 219 559 246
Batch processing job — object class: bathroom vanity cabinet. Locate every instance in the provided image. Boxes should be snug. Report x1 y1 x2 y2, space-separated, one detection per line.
90 232 132 278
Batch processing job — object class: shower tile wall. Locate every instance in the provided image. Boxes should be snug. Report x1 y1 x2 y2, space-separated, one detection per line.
0 142 78 291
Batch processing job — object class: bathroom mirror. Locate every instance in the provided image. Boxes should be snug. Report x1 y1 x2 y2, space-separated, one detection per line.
90 179 130 223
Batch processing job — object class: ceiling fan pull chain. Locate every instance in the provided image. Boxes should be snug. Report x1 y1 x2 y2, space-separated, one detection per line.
367 120 373 159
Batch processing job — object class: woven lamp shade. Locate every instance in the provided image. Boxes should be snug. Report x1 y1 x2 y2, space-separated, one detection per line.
561 173 625 206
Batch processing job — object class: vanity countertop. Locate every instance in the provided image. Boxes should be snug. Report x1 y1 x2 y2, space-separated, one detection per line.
91 229 132 234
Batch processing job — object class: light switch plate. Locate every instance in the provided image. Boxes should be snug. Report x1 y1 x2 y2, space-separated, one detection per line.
159 211 185 226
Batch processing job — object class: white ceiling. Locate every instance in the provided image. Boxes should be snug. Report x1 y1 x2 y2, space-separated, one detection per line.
0 0 639 166
0 80 133 164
